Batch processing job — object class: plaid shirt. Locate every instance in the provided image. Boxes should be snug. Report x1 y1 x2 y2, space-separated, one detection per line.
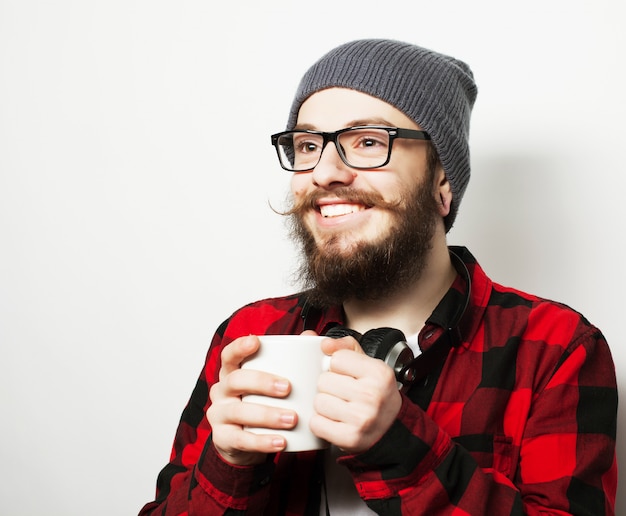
140 246 617 515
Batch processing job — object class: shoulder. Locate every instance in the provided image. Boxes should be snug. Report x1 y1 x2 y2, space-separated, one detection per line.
218 293 308 341
453 247 599 345
483 281 608 367
456 246 602 350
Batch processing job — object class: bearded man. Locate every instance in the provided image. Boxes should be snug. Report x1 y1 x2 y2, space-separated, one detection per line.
140 39 617 515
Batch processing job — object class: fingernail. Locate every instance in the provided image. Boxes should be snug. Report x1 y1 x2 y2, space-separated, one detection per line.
272 437 286 449
280 412 295 425
274 380 289 393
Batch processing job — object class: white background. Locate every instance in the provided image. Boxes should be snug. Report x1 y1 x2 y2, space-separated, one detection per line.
1 1 624 514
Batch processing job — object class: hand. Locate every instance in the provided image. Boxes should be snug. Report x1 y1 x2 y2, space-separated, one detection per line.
310 336 402 454
207 335 298 466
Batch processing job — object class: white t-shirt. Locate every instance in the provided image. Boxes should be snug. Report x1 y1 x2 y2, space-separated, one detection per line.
320 333 420 514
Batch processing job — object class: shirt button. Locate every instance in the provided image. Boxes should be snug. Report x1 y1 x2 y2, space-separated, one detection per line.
259 476 270 486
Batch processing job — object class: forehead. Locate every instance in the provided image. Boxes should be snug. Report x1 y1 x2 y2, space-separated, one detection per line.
296 87 420 131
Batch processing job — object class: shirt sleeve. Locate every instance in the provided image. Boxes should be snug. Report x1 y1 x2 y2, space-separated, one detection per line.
138 325 276 516
339 326 618 515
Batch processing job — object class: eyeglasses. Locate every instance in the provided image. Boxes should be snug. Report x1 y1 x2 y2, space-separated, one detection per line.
270 126 431 172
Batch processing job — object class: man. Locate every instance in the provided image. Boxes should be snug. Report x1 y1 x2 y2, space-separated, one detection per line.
140 39 617 515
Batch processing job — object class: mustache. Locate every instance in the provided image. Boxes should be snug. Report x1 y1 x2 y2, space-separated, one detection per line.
278 187 403 217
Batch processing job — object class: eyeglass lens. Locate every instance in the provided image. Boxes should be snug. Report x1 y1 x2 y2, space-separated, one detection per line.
276 127 392 171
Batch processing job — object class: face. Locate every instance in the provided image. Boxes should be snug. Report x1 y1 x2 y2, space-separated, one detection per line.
287 88 448 306
290 88 439 252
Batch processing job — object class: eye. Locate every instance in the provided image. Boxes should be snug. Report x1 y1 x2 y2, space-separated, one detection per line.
293 135 321 154
359 136 385 148
348 129 389 152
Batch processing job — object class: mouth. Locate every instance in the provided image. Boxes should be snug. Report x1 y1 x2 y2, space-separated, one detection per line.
318 203 367 218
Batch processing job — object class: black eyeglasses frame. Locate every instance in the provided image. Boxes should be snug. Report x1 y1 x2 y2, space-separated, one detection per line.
270 125 431 172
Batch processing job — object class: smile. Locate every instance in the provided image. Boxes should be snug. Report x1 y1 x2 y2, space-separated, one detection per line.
319 203 367 218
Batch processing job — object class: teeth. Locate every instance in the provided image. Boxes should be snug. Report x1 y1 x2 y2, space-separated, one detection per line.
319 203 365 218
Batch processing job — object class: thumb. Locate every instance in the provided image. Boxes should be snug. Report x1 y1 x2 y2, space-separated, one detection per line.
321 335 365 355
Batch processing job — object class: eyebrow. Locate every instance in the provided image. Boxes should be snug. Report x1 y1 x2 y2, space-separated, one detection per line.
294 118 397 131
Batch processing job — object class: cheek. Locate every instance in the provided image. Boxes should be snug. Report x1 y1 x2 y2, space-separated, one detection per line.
290 174 310 198
368 177 408 204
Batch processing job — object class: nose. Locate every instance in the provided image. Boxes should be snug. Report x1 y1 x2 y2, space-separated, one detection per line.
311 140 355 189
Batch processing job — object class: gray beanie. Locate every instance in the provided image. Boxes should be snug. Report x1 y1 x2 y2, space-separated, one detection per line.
287 39 477 231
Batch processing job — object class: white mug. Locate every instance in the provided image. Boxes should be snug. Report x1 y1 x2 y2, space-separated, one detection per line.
241 335 330 452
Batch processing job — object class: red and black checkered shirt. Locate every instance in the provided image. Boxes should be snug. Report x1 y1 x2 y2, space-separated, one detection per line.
140 246 617 515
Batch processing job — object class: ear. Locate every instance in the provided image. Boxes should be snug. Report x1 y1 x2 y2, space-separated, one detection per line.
435 167 452 217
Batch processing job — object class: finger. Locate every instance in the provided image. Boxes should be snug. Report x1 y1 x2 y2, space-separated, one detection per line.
309 415 361 452
321 335 363 355
211 368 291 400
300 329 319 336
220 335 260 378
314 391 350 422
314 385 385 426
220 398 298 430
311 387 401 453
212 424 289 458
326 349 375 378
310 397 372 449
316 357 399 412
317 369 359 401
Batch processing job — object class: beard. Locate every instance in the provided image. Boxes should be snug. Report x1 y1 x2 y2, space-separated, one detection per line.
287 177 440 308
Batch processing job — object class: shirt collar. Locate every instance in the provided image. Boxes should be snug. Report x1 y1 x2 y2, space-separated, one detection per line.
301 246 476 343
425 247 471 333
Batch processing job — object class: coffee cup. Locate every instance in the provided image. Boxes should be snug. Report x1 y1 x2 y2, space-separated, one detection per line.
241 335 330 452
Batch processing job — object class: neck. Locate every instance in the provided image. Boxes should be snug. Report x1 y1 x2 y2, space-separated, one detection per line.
342 239 456 337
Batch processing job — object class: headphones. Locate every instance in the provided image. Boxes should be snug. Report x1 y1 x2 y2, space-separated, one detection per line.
303 251 472 392
325 326 418 390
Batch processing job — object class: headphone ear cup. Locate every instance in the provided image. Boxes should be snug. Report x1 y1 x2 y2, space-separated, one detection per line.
360 327 406 360
325 325 362 342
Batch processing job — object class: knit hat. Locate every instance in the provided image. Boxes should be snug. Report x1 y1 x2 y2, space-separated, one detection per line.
286 39 477 231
